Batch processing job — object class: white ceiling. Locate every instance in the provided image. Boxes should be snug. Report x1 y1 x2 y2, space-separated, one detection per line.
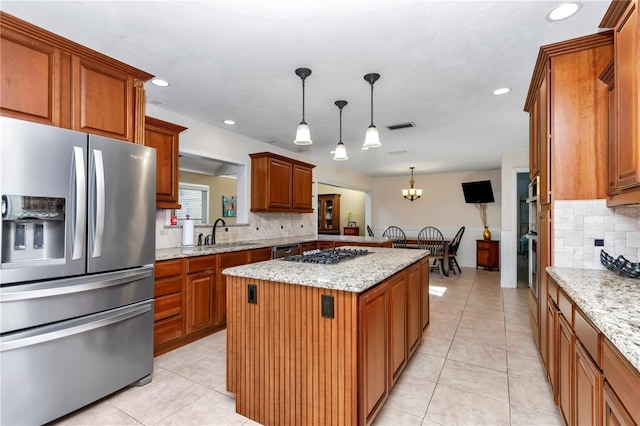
2 1 611 177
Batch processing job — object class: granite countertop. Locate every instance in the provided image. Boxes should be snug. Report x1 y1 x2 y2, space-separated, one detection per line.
223 246 429 293
316 235 392 244
155 235 393 261
546 267 640 374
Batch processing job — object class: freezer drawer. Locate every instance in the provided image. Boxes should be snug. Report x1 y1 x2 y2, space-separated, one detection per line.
0 300 154 425
0 265 154 333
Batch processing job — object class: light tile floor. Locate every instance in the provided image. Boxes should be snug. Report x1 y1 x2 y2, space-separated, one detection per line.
53 267 562 426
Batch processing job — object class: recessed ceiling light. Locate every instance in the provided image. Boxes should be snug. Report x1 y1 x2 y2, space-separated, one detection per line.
151 78 170 87
223 120 236 125
493 87 511 95
547 2 582 21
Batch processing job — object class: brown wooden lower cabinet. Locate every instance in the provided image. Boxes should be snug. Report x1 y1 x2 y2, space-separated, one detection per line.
603 382 634 426
547 297 559 403
558 313 574 426
420 257 430 331
388 273 408 386
216 251 248 326
185 270 215 334
476 239 500 270
361 281 389 424
226 259 428 426
574 339 603 426
406 262 421 357
540 274 640 426
153 259 184 352
299 242 318 252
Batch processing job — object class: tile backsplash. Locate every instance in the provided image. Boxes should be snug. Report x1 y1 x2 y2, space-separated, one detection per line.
554 199 640 269
155 210 317 249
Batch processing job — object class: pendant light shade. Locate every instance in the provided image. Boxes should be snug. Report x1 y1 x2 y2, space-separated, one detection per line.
293 67 313 145
363 73 382 149
333 100 348 161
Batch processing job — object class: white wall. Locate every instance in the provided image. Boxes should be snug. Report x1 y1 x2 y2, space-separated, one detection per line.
371 169 502 268
500 150 529 288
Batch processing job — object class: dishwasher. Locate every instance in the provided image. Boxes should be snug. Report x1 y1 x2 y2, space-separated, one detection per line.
271 244 300 259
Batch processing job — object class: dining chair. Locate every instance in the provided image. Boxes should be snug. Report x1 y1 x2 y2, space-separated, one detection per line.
382 226 407 248
448 226 465 275
417 226 445 277
366 225 374 237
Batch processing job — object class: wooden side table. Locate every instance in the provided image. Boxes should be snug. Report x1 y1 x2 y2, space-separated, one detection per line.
476 240 499 271
343 227 360 236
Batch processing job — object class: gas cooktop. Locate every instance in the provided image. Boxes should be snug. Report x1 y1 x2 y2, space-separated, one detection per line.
281 248 369 265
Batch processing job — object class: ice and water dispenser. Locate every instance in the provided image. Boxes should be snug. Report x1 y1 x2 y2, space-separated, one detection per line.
1 195 65 265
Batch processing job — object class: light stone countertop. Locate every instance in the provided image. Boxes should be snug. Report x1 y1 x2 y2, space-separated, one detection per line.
222 246 429 293
546 267 640 374
155 235 393 261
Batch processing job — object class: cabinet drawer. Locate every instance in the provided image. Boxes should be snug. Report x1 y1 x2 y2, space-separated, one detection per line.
574 308 601 368
219 251 248 268
477 241 491 249
155 276 182 298
602 338 640 422
154 293 182 321
154 315 183 346
187 255 217 274
248 247 272 263
156 259 183 279
558 289 573 325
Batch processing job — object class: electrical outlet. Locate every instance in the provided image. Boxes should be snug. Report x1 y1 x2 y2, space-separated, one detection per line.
248 284 257 304
321 295 334 319
594 239 604 247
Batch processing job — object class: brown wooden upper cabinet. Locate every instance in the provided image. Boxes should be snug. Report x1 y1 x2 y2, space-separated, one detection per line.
144 117 187 209
0 12 152 142
600 0 640 206
524 31 613 206
250 152 315 213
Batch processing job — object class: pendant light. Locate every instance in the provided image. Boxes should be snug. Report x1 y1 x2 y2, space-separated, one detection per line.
333 100 348 161
293 67 313 145
362 72 382 149
402 167 423 201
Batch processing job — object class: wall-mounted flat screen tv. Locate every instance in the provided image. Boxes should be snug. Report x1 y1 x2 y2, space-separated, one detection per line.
461 180 495 203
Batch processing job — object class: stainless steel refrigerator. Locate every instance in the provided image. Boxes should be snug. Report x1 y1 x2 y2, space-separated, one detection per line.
0 117 156 425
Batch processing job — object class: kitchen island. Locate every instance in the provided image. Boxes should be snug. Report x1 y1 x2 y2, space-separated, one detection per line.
223 247 430 426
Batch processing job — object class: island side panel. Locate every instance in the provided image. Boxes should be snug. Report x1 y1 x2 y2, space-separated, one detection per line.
226 275 359 425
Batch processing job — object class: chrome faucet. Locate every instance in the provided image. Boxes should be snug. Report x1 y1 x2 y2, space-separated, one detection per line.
211 218 226 245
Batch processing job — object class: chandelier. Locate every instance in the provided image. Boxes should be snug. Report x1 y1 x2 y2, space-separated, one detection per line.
402 167 423 201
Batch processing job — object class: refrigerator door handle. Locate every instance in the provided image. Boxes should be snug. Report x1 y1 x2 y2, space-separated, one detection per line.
0 302 152 352
72 147 86 260
92 149 105 258
0 267 153 302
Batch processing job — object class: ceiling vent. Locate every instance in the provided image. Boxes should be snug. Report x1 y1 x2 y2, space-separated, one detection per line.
388 150 408 156
387 122 416 131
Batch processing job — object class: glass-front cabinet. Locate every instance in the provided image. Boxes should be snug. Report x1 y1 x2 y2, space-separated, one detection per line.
318 194 341 235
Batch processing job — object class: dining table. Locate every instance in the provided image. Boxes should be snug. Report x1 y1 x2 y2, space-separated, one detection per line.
406 238 451 277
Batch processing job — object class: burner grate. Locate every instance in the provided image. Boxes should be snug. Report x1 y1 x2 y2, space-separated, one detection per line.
281 248 369 264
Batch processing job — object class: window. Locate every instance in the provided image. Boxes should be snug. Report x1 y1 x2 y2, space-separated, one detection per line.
175 183 209 225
